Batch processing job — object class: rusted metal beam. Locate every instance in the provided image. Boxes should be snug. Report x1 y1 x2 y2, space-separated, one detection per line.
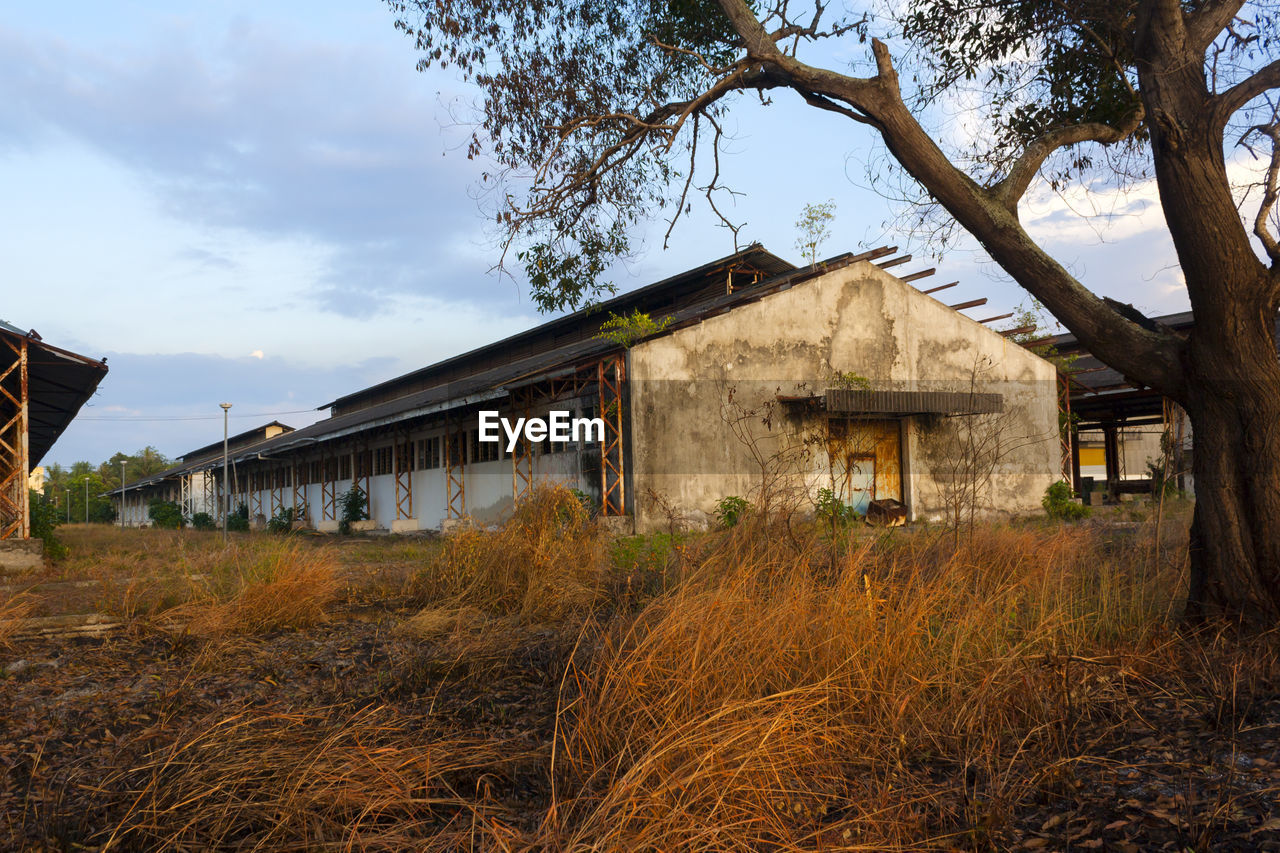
978 312 1015 324
898 267 936 282
921 281 958 294
949 298 988 311
875 254 912 270
598 355 626 516
1000 325 1036 338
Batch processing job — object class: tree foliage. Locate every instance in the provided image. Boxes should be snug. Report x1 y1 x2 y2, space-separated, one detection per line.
389 0 1280 622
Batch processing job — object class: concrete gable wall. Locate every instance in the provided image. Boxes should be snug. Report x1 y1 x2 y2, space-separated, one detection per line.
627 260 1060 530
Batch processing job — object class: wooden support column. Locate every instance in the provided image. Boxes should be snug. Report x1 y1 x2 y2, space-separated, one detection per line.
322 453 337 521
0 335 30 539
394 434 413 520
598 355 626 516
1103 424 1121 502
511 387 534 502
1056 371 1073 485
292 462 303 517
445 417 465 519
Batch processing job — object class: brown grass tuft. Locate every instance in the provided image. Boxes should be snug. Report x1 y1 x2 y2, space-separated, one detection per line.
409 485 610 621
0 592 36 649
543 523 1177 850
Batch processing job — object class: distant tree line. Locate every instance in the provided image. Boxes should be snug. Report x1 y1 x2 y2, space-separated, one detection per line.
36 446 173 523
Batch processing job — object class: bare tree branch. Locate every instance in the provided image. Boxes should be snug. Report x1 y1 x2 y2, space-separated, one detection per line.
716 0 1185 394
1248 122 1280 264
993 110 1145 209
1217 58 1280 121
1185 0 1247 53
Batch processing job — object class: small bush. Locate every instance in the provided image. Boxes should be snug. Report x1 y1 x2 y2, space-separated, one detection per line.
267 506 299 534
28 490 67 560
1042 480 1091 521
227 503 250 533
815 487 859 526
148 499 184 530
190 512 217 531
339 487 369 534
713 495 751 528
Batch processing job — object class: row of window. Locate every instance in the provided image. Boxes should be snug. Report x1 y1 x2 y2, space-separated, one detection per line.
230 409 605 486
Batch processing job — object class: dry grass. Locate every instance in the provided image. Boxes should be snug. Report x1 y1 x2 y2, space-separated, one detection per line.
162 540 341 635
21 506 1272 851
94 705 537 852
0 591 36 649
540 523 1182 851
408 485 610 621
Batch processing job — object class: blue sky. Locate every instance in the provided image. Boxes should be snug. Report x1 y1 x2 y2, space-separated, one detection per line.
2 1 1190 467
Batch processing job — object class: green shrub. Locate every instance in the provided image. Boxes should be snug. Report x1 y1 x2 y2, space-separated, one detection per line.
815 487 859 526
339 487 369 535
147 499 184 530
713 495 751 528
227 503 250 533
191 512 217 531
28 490 67 560
267 506 299 534
1042 481 1091 521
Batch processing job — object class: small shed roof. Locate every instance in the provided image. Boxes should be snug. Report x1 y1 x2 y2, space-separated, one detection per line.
0 323 109 466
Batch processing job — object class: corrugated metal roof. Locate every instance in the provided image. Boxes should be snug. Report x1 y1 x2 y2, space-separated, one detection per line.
115 246 958 486
323 244 794 414
1 325 109 466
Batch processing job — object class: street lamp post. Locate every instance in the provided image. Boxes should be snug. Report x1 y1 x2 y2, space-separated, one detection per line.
120 461 126 529
220 402 232 544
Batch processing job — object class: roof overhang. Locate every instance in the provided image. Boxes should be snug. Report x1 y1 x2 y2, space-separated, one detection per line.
1 326 109 467
780 389 1004 417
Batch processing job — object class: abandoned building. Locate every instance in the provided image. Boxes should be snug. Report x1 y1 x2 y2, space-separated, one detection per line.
111 422 295 527
0 320 108 568
109 246 1063 532
1051 312 1207 502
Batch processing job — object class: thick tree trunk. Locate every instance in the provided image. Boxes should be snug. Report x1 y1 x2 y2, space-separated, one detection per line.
1181 328 1280 625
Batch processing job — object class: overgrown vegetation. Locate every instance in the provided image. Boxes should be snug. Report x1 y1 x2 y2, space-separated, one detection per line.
593 308 672 348
7 497 1280 850
1043 480 1091 521
338 486 368 534
27 490 67 560
266 505 301 534
713 494 751 527
226 502 250 533
146 498 183 530
190 511 217 531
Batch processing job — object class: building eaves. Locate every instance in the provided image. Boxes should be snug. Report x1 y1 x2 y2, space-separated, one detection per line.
320 244 794 412
1 324 109 467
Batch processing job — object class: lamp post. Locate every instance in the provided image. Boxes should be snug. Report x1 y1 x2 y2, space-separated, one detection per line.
220 402 232 544
119 461 126 529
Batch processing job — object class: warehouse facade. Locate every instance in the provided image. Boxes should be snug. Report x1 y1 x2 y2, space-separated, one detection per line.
112 246 1062 532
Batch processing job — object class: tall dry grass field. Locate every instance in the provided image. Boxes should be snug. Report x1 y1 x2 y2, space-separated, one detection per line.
539 522 1185 851
17 494 1264 852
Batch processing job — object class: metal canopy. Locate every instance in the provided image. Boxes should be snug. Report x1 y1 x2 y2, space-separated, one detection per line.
824 389 1004 416
0 324 108 467
1 322 108 539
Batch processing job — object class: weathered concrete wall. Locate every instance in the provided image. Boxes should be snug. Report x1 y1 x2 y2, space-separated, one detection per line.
0 539 43 574
627 261 1059 531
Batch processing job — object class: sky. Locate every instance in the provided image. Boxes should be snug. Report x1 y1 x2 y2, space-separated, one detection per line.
2 1 1192 468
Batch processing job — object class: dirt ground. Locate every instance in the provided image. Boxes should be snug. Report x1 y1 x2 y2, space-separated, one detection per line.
2 522 1279 851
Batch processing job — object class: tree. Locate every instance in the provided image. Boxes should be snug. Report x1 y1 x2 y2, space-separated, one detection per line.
389 0 1280 622
795 200 837 266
